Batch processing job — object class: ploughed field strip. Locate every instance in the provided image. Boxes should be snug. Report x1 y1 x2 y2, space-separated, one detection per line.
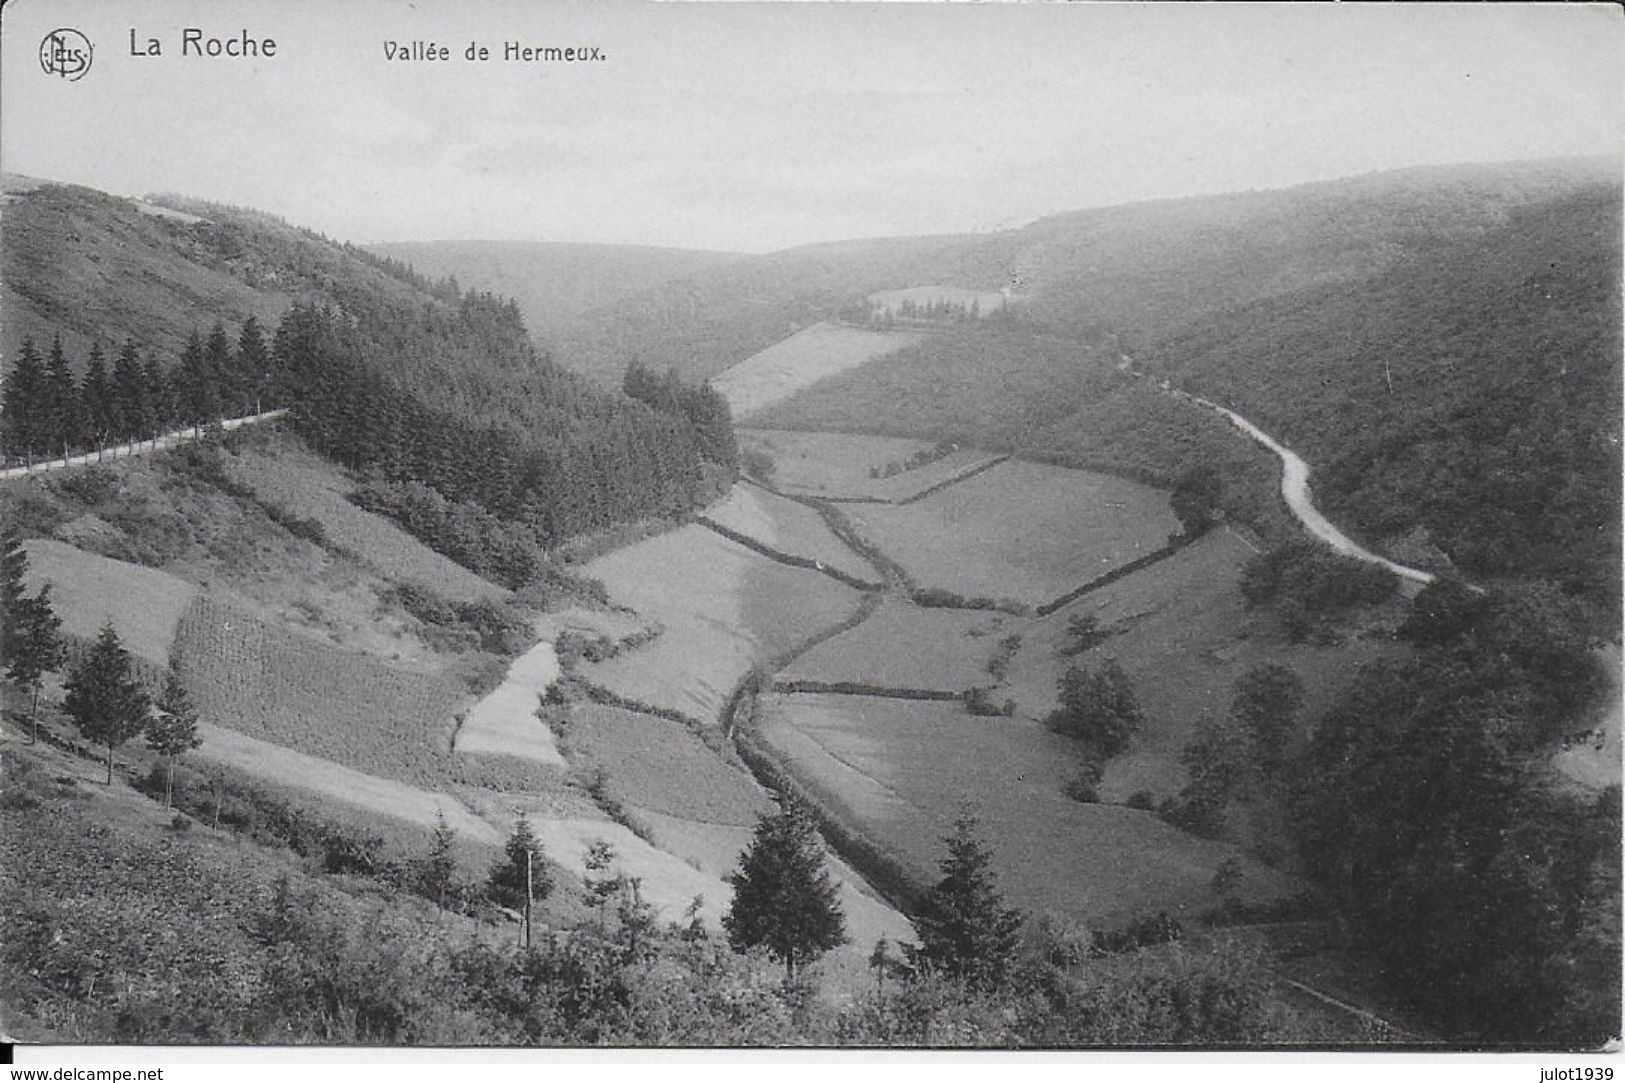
755 692 1300 925
840 458 1180 608
578 524 863 725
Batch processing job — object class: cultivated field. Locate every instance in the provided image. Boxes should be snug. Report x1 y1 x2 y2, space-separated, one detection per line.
780 600 1012 691
867 285 1007 317
756 692 1299 925
1001 529 1384 799
174 596 472 787
710 323 921 419
703 483 877 582
737 428 1001 502
221 435 508 604
579 526 861 724
20 540 197 666
564 702 767 824
456 641 565 767
844 459 1179 607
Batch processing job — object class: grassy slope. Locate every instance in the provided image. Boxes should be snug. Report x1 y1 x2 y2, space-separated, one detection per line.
712 323 922 418
841 459 1178 607
364 240 743 339
736 429 997 501
704 483 877 582
780 599 1011 691
20 539 198 666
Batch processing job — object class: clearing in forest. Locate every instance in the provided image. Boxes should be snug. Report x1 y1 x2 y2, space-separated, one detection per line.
709 323 921 419
845 459 1179 607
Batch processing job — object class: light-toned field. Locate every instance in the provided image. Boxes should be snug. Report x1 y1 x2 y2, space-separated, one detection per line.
175 595 471 787
781 600 1012 691
1001 528 1383 800
867 285 1007 317
456 641 564 767
565 703 766 824
221 437 508 604
20 540 198 666
194 721 502 845
737 429 1001 502
580 526 861 723
845 459 1179 607
704 484 876 582
757 692 1299 926
710 323 921 419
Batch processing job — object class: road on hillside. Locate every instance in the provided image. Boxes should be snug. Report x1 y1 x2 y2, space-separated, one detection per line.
1119 358 1437 586
0 408 290 483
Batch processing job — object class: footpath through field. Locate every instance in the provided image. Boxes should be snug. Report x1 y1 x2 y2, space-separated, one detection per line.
0 408 290 483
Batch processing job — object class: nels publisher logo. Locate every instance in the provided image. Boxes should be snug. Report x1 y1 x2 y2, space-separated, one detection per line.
39 28 93 81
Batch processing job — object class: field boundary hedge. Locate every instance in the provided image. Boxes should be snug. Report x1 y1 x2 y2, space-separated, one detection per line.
1033 535 1193 617
691 515 883 591
771 679 964 702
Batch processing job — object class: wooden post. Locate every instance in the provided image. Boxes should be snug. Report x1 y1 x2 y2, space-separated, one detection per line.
524 849 534 950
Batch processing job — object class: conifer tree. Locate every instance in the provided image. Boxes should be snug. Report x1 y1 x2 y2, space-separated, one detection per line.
143 353 173 437
1 338 46 460
111 340 150 442
146 653 202 808
416 809 460 909
177 330 217 427
723 797 847 981
6 584 65 743
487 812 553 912
204 323 236 417
44 335 82 456
80 343 115 448
237 316 271 413
910 814 1025 989
63 623 152 784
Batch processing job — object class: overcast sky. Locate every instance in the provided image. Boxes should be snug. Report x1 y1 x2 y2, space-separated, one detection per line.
3 1 1620 252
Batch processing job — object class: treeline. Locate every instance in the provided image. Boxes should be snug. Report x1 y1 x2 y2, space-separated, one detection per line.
621 360 738 469
1 323 273 463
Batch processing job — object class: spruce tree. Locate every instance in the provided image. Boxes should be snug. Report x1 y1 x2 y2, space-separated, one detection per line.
1 338 46 460
6 584 65 743
723 797 847 981
143 353 173 436
146 653 202 808
237 317 271 413
487 812 553 911
203 323 235 417
910 814 1025 989
44 335 82 456
63 623 152 784
80 343 115 448
111 340 150 442
177 330 217 427
416 809 460 909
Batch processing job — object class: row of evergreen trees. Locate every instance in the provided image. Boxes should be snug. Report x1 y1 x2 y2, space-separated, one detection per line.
1 322 273 463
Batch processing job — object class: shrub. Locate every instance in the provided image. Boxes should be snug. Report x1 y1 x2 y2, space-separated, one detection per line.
1125 790 1156 811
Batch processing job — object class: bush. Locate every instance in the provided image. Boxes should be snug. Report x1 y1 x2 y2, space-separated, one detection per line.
1125 790 1156 811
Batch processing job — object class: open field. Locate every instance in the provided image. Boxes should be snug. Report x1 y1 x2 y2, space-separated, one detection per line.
737 429 1001 502
703 483 877 583
868 285 1008 317
175 596 472 788
194 722 502 846
20 540 197 666
756 692 1299 925
579 526 861 724
456 641 564 767
564 703 766 824
844 459 1179 607
780 600 1012 692
1002 529 1386 799
221 434 508 605
710 323 922 419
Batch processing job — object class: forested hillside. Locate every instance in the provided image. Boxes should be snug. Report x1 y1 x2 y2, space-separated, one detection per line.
1 179 736 555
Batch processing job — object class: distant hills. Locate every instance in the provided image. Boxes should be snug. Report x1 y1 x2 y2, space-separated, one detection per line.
364 240 742 340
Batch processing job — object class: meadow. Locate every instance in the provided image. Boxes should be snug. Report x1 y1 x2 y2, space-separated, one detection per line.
1000 529 1386 800
779 599 1012 692
702 483 877 583
843 459 1180 608
737 428 1001 502
710 323 922 419
20 539 197 666
578 525 862 724
755 691 1300 926
456 641 565 768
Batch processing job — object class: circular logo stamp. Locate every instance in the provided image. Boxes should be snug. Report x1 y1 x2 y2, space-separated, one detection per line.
39 28 93 81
